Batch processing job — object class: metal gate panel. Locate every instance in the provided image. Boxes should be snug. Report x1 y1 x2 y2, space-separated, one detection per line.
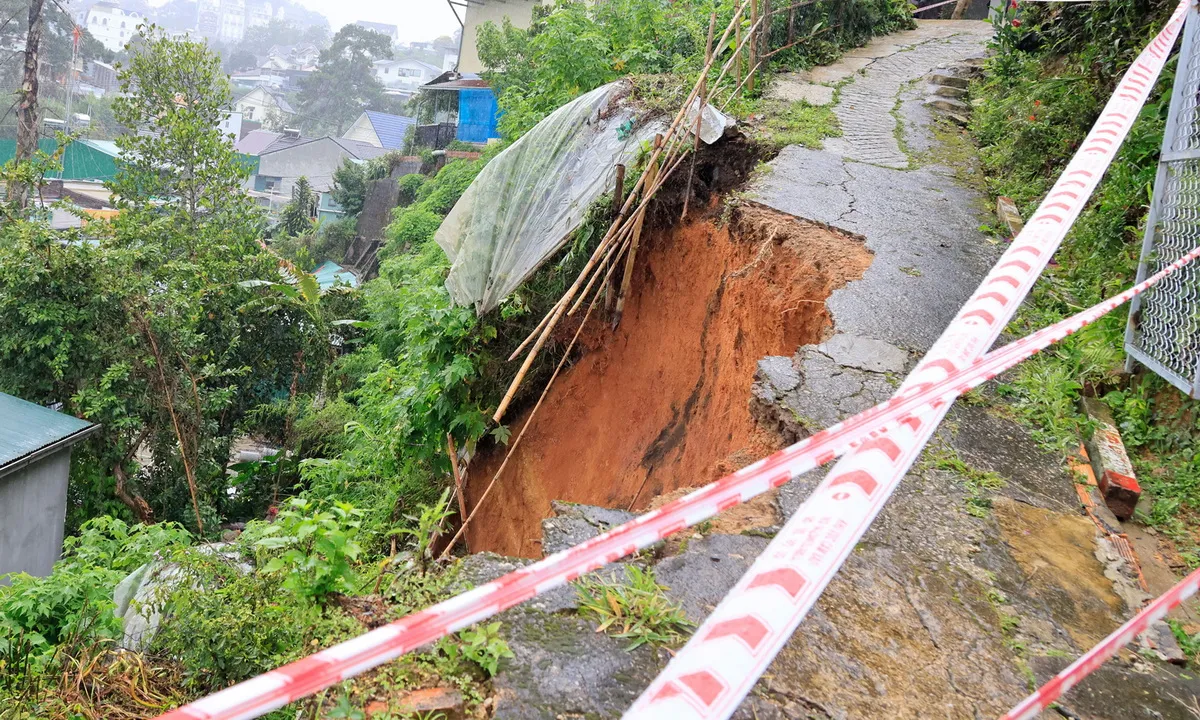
1125 4 1200 397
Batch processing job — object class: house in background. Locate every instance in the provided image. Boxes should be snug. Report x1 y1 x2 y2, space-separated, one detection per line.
0 393 98 580
235 129 282 155
342 111 416 151
83 2 147 53
458 0 538 73
251 135 387 220
419 72 501 144
234 85 294 123
372 58 443 98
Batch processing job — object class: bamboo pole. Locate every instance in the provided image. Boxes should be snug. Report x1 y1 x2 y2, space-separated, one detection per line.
607 163 626 310
614 134 662 328
735 22 743 89
491 0 751 423
447 433 469 552
681 12 717 223
748 0 758 94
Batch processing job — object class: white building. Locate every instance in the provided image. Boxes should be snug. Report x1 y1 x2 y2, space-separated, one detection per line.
372 58 442 95
84 2 147 53
197 0 267 43
233 85 294 123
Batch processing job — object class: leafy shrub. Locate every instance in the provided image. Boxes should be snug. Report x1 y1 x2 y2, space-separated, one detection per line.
382 208 442 259
0 517 190 646
254 497 365 603
152 555 308 691
575 566 692 649
398 173 427 205
439 622 514 677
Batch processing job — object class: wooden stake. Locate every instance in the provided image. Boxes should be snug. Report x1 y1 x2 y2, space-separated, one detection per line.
788 0 795 45
614 134 662 329
608 163 626 310
681 12 717 223
748 0 758 94
612 163 626 224
447 433 469 545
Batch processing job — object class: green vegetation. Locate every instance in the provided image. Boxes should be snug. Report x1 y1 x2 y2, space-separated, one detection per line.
0 0 916 714
753 99 842 150
477 0 912 139
970 0 1200 557
923 446 1006 517
575 566 693 649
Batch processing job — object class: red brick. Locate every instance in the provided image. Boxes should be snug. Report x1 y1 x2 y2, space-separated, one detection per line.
1081 397 1141 521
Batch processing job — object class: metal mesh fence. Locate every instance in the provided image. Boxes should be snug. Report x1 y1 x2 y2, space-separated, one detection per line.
1126 8 1200 396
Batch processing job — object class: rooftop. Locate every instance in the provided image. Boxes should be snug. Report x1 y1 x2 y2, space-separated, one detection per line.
0 393 98 479
362 110 417 150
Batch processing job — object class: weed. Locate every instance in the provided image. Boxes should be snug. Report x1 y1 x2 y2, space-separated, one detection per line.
254 497 364 605
923 446 1006 517
899 266 922 277
575 566 693 650
750 99 842 151
392 488 456 575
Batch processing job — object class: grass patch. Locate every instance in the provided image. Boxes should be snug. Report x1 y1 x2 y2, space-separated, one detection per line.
923 446 1006 517
750 98 842 151
575 566 693 650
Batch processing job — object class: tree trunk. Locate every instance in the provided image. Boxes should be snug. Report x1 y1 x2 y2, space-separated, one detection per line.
114 428 155 523
12 0 45 209
950 0 972 19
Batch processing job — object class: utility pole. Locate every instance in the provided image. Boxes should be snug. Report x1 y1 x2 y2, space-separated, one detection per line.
12 0 46 209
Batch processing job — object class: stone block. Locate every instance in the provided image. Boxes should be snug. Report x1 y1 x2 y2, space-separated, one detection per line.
996 196 1024 237
932 85 967 98
1081 397 1141 521
925 97 970 114
930 72 970 89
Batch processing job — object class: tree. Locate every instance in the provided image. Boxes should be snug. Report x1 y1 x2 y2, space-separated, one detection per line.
11 0 44 208
330 158 370 217
223 49 257 72
298 25 393 135
279 176 317 236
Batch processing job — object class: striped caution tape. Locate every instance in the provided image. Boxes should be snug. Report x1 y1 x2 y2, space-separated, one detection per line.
1003 565 1200 720
626 3 1188 717
155 246 1200 720
159 6 1188 718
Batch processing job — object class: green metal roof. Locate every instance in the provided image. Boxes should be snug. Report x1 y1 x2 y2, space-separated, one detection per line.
0 392 97 476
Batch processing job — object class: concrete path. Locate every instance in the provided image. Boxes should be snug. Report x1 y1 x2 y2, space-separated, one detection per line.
745 19 1200 719
770 20 992 169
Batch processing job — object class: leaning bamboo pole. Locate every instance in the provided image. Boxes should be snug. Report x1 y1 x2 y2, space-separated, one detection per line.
682 11 718 222
491 0 752 423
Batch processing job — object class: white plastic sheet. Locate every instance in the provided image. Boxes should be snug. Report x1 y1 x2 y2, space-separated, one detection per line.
436 79 733 313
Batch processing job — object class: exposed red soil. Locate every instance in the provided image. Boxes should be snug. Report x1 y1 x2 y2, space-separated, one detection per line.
463 202 872 557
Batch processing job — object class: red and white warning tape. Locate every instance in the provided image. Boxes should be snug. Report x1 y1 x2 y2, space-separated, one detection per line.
156 242 1200 720
155 248 1200 720
626 3 1187 718
1003 565 1200 720
157 6 1189 719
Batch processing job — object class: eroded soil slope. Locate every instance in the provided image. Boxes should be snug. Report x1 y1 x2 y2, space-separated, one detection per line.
464 203 872 556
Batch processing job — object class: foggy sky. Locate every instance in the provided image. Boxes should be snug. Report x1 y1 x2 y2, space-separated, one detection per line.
294 0 460 43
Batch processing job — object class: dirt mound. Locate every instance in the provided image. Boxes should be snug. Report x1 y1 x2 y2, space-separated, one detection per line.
464 203 872 557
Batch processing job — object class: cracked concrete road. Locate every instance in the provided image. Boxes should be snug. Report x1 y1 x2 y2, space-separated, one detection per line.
741 18 1200 720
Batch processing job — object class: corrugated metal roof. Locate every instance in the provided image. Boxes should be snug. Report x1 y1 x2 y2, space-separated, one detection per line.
313 261 359 289
0 393 96 473
363 111 416 150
